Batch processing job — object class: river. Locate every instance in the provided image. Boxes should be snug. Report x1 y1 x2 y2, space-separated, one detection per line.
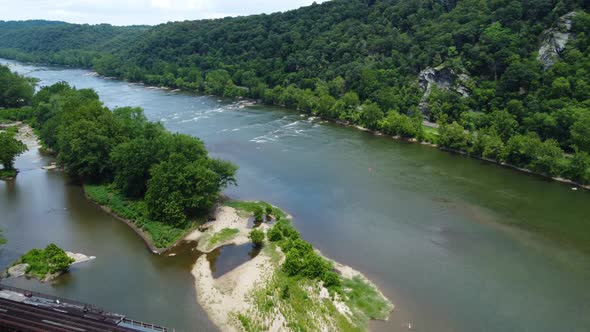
1 59 589 332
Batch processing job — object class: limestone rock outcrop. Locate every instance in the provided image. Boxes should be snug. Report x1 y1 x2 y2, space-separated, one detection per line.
538 12 576 69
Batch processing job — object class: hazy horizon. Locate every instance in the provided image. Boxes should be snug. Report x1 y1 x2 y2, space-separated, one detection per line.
0 0 329 26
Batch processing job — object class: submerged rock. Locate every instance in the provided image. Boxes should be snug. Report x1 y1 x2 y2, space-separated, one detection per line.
538 12 576 69
7 264 29 278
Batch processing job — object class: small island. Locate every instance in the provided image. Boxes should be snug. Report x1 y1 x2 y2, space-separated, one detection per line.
188 201 394 332
6 243 95 282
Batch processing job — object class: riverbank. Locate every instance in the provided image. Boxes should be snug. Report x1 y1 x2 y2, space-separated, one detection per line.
338 121 590 191
0 122 39 180
84 185 202 254
190 203 394 332
6 56 587 192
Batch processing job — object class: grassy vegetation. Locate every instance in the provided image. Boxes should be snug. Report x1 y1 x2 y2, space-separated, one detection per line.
239 219 392 331
342 276 393 325
247 268 361 332
13 244 75 279
0 168 17 179
224 200 287 220
208 228 240 246
0 107 35 122
84 184 197 248
237 313 266 332
422 125 439 144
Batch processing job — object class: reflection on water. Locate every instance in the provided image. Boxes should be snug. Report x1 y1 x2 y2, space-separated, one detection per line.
207 244 261 279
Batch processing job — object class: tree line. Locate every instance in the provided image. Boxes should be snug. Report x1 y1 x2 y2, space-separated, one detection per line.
0 66 238 226
0 0 589 183
33 82 237 225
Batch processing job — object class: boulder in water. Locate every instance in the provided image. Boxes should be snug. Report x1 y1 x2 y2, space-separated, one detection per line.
7 264 29 278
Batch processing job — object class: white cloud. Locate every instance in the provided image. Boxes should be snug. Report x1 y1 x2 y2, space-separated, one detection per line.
150 0 171 9
0 0 329 25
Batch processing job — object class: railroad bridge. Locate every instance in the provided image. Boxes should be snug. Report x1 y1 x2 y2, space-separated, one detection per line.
0 284 170 332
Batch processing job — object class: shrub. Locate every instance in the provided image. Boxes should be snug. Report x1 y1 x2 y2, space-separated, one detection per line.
253 205 264 222
322 271 342 289
249 229 265 247
265 204 273 218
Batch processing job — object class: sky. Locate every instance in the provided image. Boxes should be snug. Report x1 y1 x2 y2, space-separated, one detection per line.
0 0 329 26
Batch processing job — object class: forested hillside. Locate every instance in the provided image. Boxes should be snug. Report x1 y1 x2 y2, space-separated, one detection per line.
1 0 590 184
0 21 147 67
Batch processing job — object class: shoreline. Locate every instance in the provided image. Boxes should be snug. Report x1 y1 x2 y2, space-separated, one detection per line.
337 121 590 191
84 194 173 254
4 57 587 191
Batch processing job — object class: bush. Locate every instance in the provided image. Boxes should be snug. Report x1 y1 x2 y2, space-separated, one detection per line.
17 243 75 278
249 229 265 247
253 205 264 222
322 271 342 289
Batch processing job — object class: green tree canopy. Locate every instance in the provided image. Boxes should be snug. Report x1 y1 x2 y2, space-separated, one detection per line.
0 130 27 171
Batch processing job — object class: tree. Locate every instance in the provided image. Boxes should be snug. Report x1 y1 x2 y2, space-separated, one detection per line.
504 134 536 167
0 131 27 171
110 136 163 198
265 204 273 219
56 116 120 181
249 229 265 247
528 139 565 176
551 77 571 98
145 154 236 225
360 101 383 130
438 121 469 151
487 110 518 142
566 151 590 184
205 70 232 95
471 130 505 161
571 112 590 153
253 205 264 222
479 22 518 79
0 65 35 108
44 243 75 274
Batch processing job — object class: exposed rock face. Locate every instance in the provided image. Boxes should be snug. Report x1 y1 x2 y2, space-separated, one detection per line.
418 65 472 112
7 264 29 278
538 12 577 69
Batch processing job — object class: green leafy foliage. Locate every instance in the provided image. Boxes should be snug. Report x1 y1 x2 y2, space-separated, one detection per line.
253 205 264 222
249 229 265 247
30 82 237 230
0 130 27 172
224 201 287 220
16 243 75 279
84 185 194 248
0 65 34 108
342 276 393 324
269 219 340 292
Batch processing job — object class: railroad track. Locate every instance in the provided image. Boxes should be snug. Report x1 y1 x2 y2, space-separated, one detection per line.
0 297 135 332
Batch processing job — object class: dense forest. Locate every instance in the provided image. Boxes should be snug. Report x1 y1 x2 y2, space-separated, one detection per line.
0 65 237 246
1 0 590 184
